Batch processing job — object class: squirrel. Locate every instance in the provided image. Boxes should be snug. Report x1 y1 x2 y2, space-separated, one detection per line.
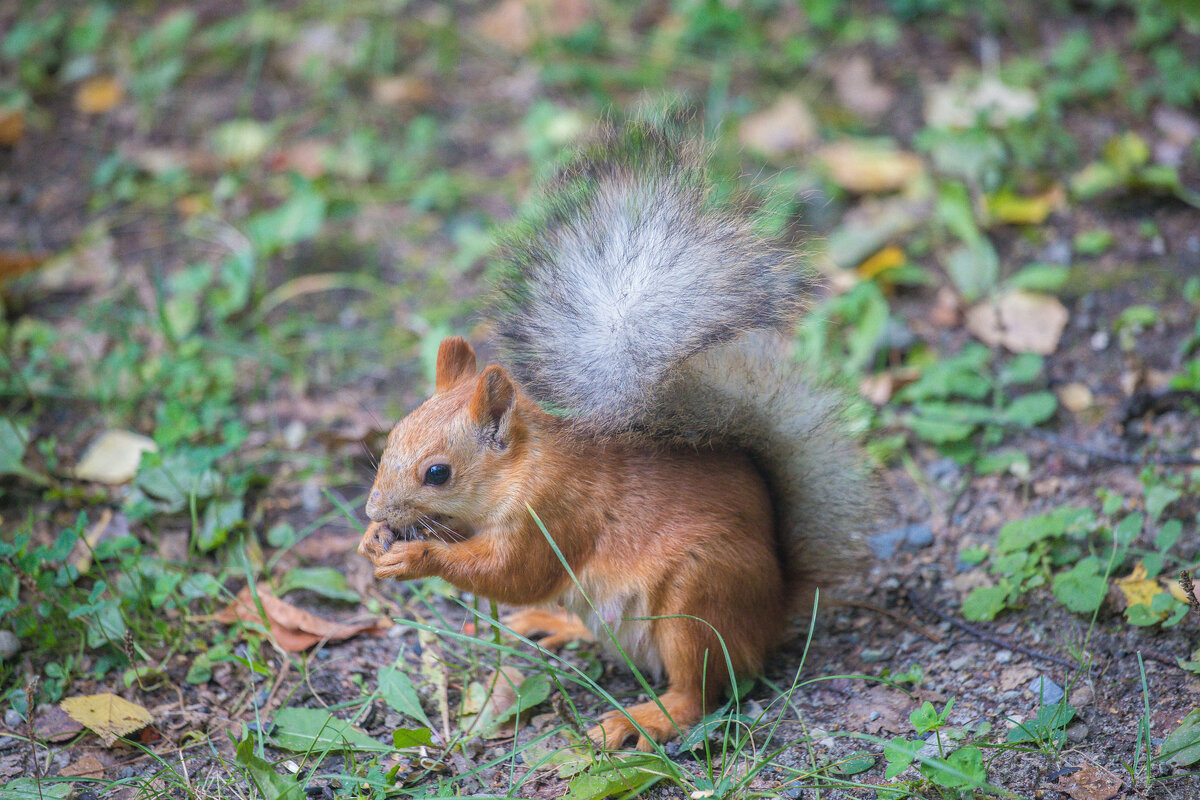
357 115 876 751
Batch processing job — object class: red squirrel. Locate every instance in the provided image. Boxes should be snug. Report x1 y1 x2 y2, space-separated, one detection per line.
358 116 875 750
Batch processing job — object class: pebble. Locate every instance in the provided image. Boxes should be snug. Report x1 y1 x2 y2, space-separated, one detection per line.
1069 685 1094 708
860 648 890 663
0 631 19 661
1090 330 1110 351
1065 723 1089 744
926 459 959 485
868 523 934 559
995 650 1012 664
4 709 22 728
1041 239 1072 264
949 656 970 671
1029 676 1065 705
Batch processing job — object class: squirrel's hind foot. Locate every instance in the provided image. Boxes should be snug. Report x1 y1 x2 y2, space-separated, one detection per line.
503 607 594 650
587 690 703 751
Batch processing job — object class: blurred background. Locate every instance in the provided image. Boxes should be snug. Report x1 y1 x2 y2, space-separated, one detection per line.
2 1 1200 796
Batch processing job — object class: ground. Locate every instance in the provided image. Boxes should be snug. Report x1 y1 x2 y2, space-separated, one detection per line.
1 1 1200 798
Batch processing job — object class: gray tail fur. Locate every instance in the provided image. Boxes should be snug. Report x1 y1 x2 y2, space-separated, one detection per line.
490 116 874 608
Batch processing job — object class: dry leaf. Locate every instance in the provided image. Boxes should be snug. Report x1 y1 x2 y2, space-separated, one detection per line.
74 77 124 114
0 251 49 282
987 186 1064 225
215 586 391 652
925 75 1037 130
964 291 1069 355
738 95 818 159
1057 383 1094 413
34 703 85 742
74 430 158 485
831 55 895 120
0 107 25 146
69 508 113 576
856 245 906 280
930 285 962 328
1054 765 1122 800
58 753 108 778
60 694 152 747
819 142 924 194
1116 563 1167 610
859 367 920 406
371 75 434 107
475 0 590 54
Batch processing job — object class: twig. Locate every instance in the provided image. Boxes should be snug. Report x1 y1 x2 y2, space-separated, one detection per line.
905 590 1075 668
832 599 942 643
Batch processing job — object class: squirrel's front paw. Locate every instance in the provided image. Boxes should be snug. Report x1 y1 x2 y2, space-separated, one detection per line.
373 541 434 581
358 522 396 563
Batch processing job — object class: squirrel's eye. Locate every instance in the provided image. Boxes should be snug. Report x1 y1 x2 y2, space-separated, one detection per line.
423 464 451 486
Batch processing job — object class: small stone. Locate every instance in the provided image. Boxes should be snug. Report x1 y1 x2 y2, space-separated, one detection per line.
949 656 970 671
4 709 22 728
1069 685 1094 708
868 522 934 559
860 648 891 663
1029 676 1065 705
1065 723 1089 744
995 650 1012 664
0 630 19 661
1090 330 1110 351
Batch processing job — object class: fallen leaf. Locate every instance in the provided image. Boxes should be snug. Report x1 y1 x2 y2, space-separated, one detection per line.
999 665 1038 692
268 139 333 179
371 75 434 107
215 586 391 652
34 704 85 742
964 291 1069 355
69 508 119 575
846 686 911 735
74 430 158 485
819 141 924 194
60 694 152 747
856 245 906 280
929 286 962 328
209 119 271 166
831 55 895 121
925 75 1037 130
475 0 590 53
1116 563 1167 609
738 95 818 159
0 251 49 282
859 368 920 406
1057 383 1094 413
58 753 107 778
1053 765 1122 800
74 77 124 114
987 186 1064 225
0 107 25 146
822 196 933 271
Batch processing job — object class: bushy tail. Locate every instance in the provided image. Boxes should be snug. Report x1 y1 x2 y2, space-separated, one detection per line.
490 116 874 607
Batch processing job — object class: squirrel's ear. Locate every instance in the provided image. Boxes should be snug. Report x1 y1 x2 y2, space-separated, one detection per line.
435 337 477 392
468 365 516 446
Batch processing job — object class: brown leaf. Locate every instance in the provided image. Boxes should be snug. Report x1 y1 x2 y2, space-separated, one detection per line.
738 95 818 159
0 107 25 146
216 586 391 652
474 0 590 53
819 142 924 194
964 291 1069 355
34 704 85 742
0 251 48 282
831 55 895 121
1054 765 1122 800
74 77 124 114
60 694 152 747
371 75 435 108
58 753 108 778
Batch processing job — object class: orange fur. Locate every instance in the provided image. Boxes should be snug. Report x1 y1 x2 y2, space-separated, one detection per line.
360 338 788 750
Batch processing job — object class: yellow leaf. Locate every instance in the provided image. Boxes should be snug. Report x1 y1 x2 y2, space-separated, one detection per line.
856 245 906 280
1166 580 1192 605
1115 562 1166 609
73 429 158 485
986 186 1063 225
818 141 924 194
74 77 124 114
60 693 152 747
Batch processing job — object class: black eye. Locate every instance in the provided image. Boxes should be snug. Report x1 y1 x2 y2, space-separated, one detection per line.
423 464 451 486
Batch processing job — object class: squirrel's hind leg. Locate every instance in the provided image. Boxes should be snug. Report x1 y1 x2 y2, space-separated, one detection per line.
503 607 594 650
588 689 704 751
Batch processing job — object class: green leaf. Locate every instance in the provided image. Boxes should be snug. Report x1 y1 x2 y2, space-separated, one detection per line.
0 418 29 477
997 512 1068 554
999 353 1045 385
482 673 553 735
1001 392 1057 427
0 779 71 800
1006 264 1069 292
270 707 388 753
921 745 986 789
1156 519 1182 552
883 737 923 779
907 415 976 444
1145 485 1182 520
378 666 432 728
1125 603 1163 627
962 585 1010 621
1052 557 1106 613
276 567 361 603
1113 513 1144 545
832 751 877 776
910 699 952 734
1006 701 1075 745
244 177 327 257
197 498 243 552
564 755 665 800
235 736 304 800
944 240 999 302
392 727 434 748
1157 709 1200 767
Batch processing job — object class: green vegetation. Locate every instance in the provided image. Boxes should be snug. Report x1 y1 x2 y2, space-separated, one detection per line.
2 0 1200 797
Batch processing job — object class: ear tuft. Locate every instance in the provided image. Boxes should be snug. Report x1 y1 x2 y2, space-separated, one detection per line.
469 365 516 444
435 337 477 392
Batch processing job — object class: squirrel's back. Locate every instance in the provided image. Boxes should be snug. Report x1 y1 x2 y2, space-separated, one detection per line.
491 114 874 609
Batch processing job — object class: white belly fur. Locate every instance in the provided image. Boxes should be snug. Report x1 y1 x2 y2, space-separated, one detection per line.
557 574 663 679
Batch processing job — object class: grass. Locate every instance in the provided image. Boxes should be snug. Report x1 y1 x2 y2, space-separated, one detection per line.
3 0 1200 797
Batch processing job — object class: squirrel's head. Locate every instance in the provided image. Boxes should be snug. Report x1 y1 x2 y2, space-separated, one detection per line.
361 337 526 555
